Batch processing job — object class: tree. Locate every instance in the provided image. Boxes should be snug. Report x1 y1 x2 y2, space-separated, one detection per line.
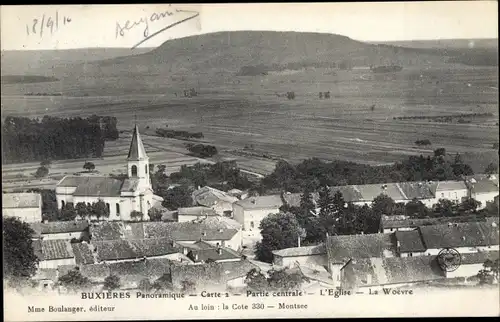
405 198 431 218
83 161 95 172
255 212 303 263
35 166 49 178
477 259 499 285
130 211 144 221
148 208 163 221
434 199 455 217
245 268 269 291
161 185 193 210
103 275 121 290
75 202 90 220
58 268 92 292
59 202 77 221
138 279 153 292
92 200 110 220
484 162 499 175
372 194 396 216
451 153 474 177
434 148 446 158
267 268 309 291
459 198 482 213
3 217 39 284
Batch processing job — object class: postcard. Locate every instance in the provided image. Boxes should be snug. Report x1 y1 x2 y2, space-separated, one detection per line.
1 2 499 321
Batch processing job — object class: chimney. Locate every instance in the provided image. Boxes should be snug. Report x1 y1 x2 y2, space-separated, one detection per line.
194 253 199 261
217 248 222 255
44 219 49 224
218 228 224 233
183 247 188 255
202 232 207 237
251 199 256 204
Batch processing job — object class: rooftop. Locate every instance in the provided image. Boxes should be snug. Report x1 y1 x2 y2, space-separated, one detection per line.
144 221 239 241
281 192 320 208
184 241 242 263
395 230 427 253
93 238 180 261
434 181 468 192
347 256 445 288
382 214 486 229
234 194 283 210
177 206 218 217
2 193 41 209
418 221 499 249
127 125 148 161
192 186 239 207
41 239 74 260
272 244 326 257
326 233 396 264
396 181 435 200
90 222 144 241
71 242 96 265
58 176 126 197
33 221 90 235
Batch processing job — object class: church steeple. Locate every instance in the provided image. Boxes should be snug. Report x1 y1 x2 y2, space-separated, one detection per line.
126 125 151 191
128 125 148 161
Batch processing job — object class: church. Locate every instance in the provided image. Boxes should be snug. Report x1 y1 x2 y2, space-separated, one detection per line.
55 125 163 221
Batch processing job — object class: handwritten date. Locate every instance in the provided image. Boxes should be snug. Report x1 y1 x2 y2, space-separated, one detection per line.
26 11 71 37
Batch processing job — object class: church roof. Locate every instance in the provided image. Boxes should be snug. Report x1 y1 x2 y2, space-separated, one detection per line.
71 177 125 197
127 125 148 161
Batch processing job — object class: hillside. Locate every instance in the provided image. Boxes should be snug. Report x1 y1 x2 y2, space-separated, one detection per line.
66 31 465 78
0 47 154 76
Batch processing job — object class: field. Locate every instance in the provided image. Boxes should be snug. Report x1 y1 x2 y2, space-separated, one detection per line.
1 33 499 189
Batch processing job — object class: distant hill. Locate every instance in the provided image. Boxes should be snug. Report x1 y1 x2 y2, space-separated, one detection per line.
64 31 485 78
373 38 498 49
0 47 154 76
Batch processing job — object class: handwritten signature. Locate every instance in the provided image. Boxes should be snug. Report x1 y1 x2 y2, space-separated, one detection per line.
116 7 199 49
26 11 71 37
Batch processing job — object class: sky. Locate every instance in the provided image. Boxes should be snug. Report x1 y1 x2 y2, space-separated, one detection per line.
1 2 498 50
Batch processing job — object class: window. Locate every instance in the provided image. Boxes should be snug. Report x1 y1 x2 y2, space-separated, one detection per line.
61 200 65 208
250 221 254 229
116 203 120 215
441 193 445 198
106 203 110 213
131 165 138 176
409 253 413 257
145 165 148 174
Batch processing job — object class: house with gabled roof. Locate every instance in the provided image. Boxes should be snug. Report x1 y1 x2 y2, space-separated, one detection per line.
430 180 468 204
2 192 42 223
55 125 163 221
325 233 396 287
35 239 76 269
395 221 499 257
342 255 446 290
465 174 499 209
30 221 90 240
272 244 327 269
232 195 283 237
176 240 243 264
192 186 239 216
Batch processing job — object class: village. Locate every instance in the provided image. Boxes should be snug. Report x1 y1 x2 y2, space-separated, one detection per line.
3 124 499 295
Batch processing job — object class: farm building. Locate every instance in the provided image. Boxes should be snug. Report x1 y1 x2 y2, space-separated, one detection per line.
55 125 163 221
30 221 90 240
430 180 469 204
192 186 239 216
272 244 326 269
341 255 445 290
2 192 42 223
176 206 218 222
465 174 499 209
176 240 243 264
232 195 283 237
379 214 487 234
394 221 499 257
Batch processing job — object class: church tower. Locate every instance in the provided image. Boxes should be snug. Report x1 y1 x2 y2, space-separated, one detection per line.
127 125 151 191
